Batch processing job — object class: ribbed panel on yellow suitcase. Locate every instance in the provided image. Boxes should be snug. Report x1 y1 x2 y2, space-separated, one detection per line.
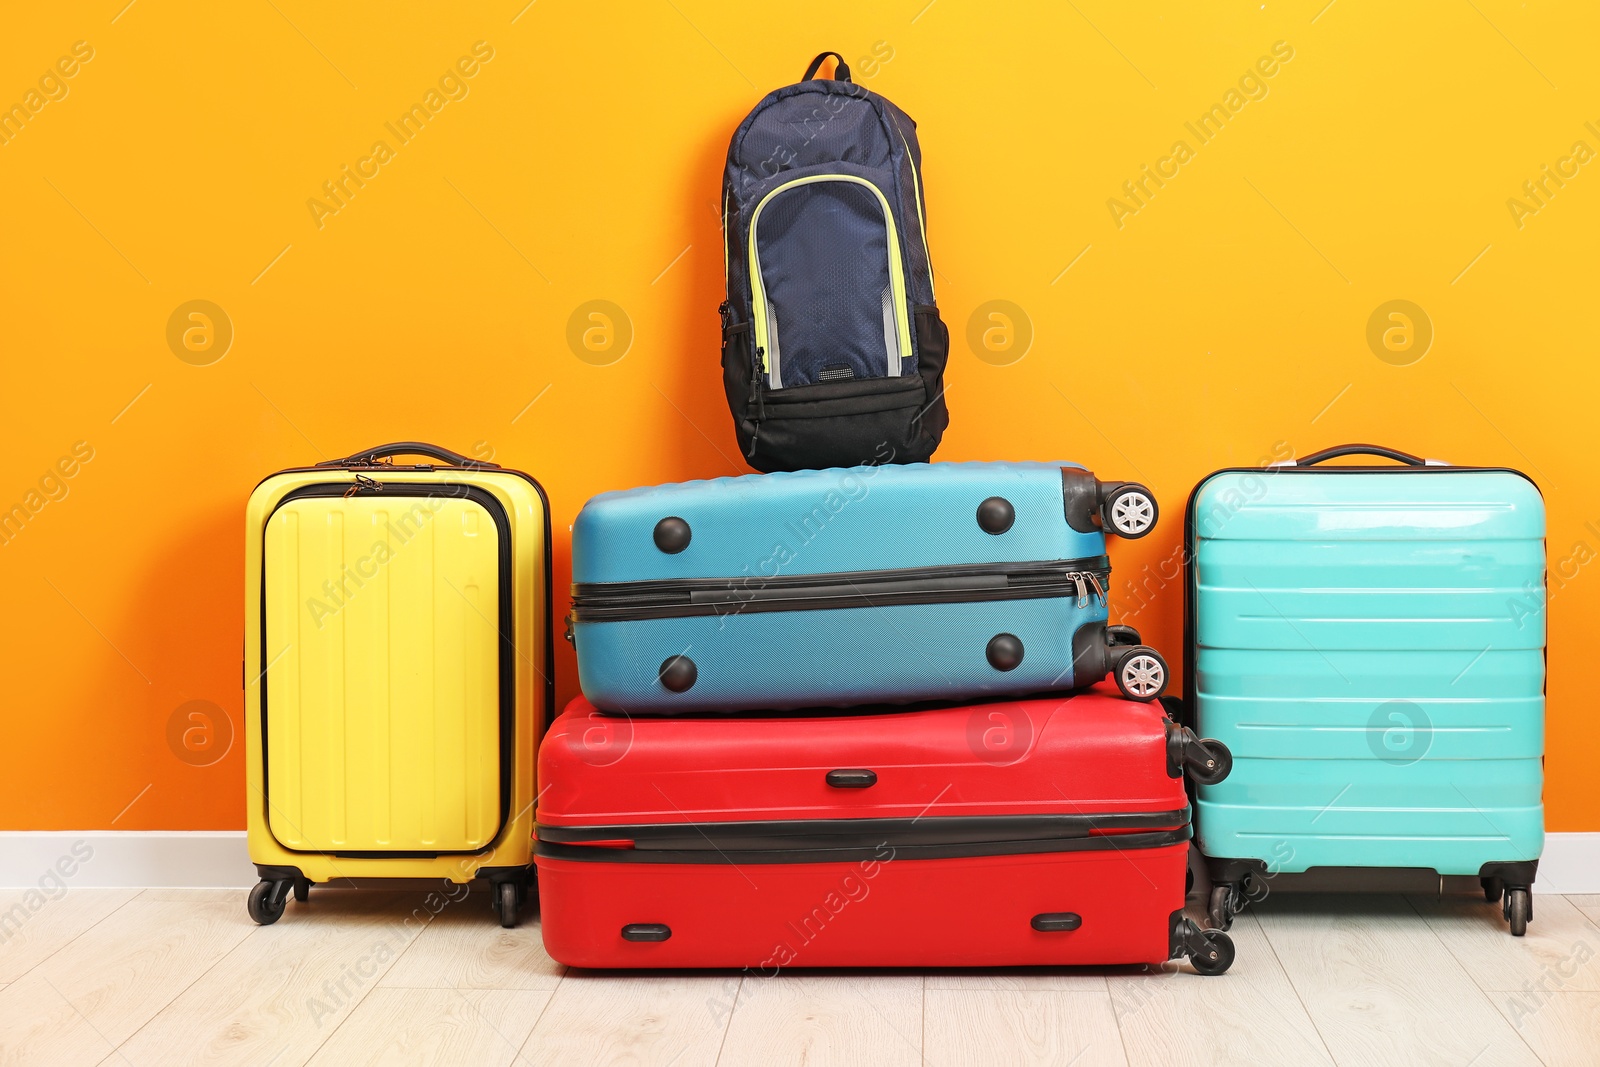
262 495 501 853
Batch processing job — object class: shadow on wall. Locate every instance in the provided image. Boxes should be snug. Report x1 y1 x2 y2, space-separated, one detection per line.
667 124 748 481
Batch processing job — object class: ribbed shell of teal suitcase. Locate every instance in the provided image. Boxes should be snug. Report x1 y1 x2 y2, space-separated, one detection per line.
1187 455 1545 878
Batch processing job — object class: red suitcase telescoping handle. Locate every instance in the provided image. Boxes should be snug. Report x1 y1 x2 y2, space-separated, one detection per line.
316 441 501 470
1269 443 1447 468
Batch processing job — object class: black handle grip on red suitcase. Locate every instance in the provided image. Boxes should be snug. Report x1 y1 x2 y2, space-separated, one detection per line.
1285 443 1437 468
620 923 671 942
825 768 878 789
317 442 501 469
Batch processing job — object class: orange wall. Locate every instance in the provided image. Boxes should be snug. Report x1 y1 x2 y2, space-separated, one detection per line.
2 2 1595 831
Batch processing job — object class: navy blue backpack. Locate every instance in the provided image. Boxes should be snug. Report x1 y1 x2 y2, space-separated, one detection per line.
720 51 950 472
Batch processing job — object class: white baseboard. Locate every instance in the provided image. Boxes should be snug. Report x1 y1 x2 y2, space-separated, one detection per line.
1537 833 1600 894
3 830 1599 893
0 831 254 889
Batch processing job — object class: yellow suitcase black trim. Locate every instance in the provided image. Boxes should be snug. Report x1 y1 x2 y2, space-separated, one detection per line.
244 444 551 925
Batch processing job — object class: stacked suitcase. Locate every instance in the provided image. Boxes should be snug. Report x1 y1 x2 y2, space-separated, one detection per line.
541 461 1238 974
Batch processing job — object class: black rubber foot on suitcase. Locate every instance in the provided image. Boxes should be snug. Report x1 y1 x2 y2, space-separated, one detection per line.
986 633 1025 672
658 655 697 693
653 517 692 553
976 497 1015 534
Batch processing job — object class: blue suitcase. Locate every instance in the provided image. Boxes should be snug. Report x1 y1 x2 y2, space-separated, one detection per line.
569 461 1164 712
1183 445 1545 936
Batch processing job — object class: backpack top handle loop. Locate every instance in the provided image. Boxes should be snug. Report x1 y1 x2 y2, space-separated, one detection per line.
802 51 852 83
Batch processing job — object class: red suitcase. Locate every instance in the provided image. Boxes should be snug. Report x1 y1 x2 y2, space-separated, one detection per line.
535 685 1234 974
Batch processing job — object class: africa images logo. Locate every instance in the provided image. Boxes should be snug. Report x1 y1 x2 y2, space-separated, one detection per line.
305 42 496 230
1106 41 1296 229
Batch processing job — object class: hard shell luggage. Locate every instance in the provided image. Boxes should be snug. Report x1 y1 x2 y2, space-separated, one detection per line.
534 686 1234 972
721 50 951 473
244 443 553 928
568 461 1164 713
1183 444 1545 936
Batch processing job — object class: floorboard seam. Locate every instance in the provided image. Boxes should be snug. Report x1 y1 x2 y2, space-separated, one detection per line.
7 889 141 990
1252 908 1341 1066
300 927 415 1067
1106 970 1135 1067
103 901 259 1065
710 975 742 1066
511 952 566 1063
919 975 926 1067
1401 893 1549 1066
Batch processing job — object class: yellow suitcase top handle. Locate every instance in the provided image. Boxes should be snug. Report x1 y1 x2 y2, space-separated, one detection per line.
316 441 501 470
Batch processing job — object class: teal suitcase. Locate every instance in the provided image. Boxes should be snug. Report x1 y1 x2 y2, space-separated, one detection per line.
1184 444 1545 935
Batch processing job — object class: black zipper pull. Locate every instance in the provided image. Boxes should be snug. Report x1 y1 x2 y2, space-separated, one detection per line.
746 346 766 459
718 300 732 330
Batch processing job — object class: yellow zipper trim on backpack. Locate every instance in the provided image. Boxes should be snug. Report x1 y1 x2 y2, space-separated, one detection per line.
748 174 912 389
897 127 935 302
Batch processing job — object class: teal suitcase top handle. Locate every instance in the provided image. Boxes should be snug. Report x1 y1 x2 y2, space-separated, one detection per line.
1268 443 1448 468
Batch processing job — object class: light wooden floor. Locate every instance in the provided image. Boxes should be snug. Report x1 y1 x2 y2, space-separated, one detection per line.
2 887 1598 1066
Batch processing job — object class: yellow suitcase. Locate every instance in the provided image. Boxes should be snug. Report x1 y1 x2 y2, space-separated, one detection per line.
244 442 552 927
